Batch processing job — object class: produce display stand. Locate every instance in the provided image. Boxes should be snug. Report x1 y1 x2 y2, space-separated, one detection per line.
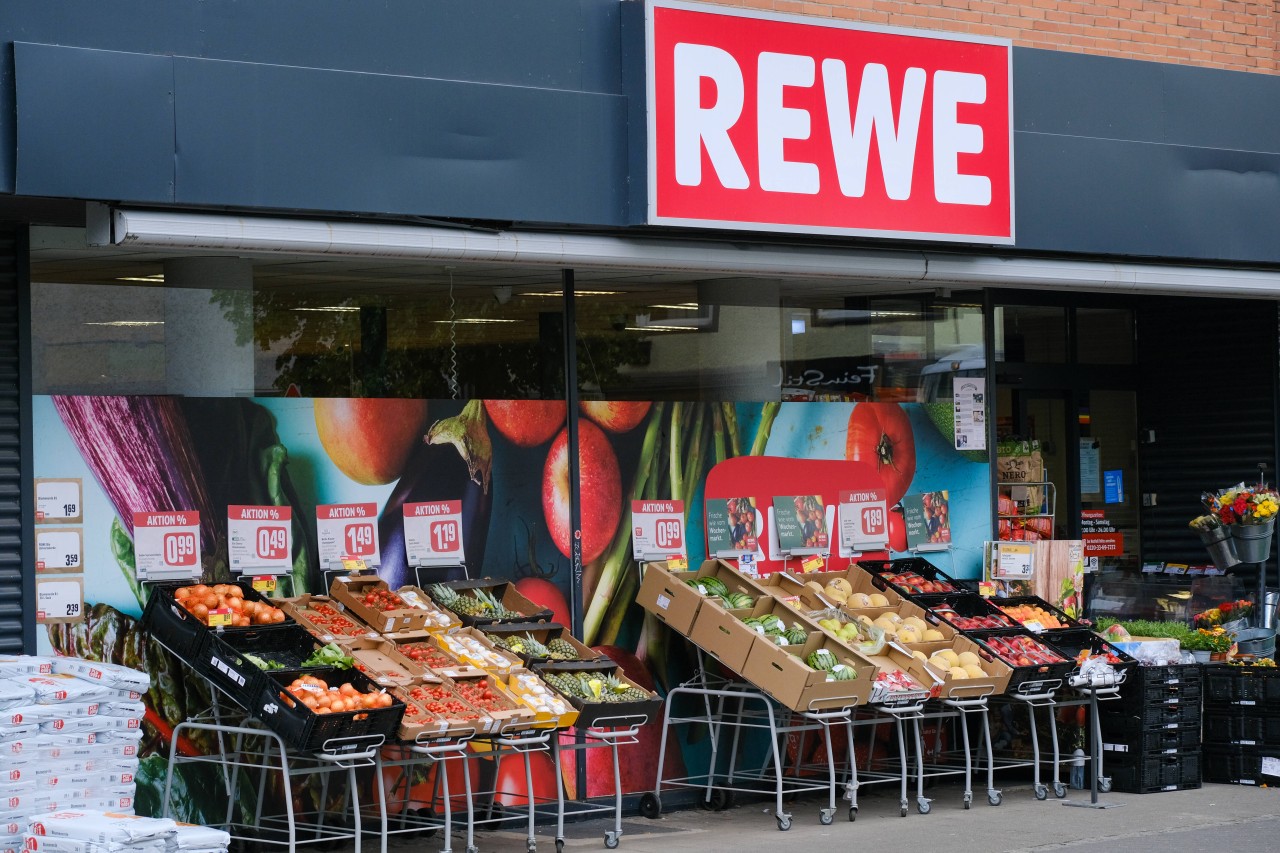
379 731 481 853
547 719 647 851
843 693 930 818
989 678 1068 800
909 685 1001 811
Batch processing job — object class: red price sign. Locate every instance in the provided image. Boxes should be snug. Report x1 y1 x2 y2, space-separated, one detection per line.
316 503 381 569
229 505 294 575
839 489 889 552
632 499 688 561
404 501 466 566
132 511 203 580
344 522 376 557
163 532 198 566
860 505 887 538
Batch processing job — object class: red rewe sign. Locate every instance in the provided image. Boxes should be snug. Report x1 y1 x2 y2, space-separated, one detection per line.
647 1 1013 242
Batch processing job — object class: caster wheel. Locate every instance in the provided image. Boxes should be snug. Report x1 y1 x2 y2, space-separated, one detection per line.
776 815 792 832
848 807 858 823
527 842 537 853
917 799 931 815
963 794 972 811
819 809 834 826
467 848 479 853
1034 784 1048 801
709 789 734 811
1098 777 1112 793
988 791 1002 807
639 793 662 820
604 832 619 850
899 806 908 818
1053 782 1067 799
556 841 565 853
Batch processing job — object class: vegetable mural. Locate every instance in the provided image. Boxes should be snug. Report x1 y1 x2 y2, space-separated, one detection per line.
32 393 989 814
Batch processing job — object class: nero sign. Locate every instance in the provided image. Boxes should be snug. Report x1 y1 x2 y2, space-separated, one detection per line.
647 1 1013 242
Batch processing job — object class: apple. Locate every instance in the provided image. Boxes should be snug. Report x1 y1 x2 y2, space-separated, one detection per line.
580 401 652 434
484 399 567 447
313 398 429 485
543 421 622 564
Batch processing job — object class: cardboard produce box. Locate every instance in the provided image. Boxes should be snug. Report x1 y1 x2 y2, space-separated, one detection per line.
636 559 765 635
428 579 553 626
505 671 580 730
383 629 488 679
742 631 874 712
477 622 609 671
395 586 462 633
329 575 432 633
344 636 433 685
688 595 818 675
278 594 380 642
857 645 941 704
445 672 537 734
909 639 1013 698
393 680 495 739
431 627 525 675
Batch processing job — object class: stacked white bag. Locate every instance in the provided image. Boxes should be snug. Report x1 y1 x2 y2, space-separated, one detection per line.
0 656 149 853
25 810 177 853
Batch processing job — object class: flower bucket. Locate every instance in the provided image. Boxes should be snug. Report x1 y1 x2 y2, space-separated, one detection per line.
1222 617 1250 634
1199 526 1242 570
1232 517 1276 563
1191 650 1212 664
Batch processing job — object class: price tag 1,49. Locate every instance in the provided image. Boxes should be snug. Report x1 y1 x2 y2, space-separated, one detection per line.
132 511 203 581
316 504 381 570
839 489 889 552
228 505 294 575
403 501 466 567
631 500 687 562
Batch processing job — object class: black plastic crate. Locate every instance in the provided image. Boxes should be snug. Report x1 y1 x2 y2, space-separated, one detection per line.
1203 664 1280 704
968 628 1073 691
256 666 405 753
1128 663 1202 688
1120 676 1202 708
1099 699 1201 733
1203 712 1280 745
427 579 554 627
478 622 610 672
202 623 328 709
141 580 294 665
1109 750 1201 793
989 595 1084 632
1202 743 1280 785
857 558 967 597
1102 726 1201 756
922 593 1019 632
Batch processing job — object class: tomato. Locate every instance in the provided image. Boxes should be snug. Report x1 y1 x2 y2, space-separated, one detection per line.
845 403 916 505
494 749 560 807
484 400 567 447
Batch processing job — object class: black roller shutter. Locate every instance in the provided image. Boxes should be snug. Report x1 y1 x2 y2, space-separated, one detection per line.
1137 298 1279 587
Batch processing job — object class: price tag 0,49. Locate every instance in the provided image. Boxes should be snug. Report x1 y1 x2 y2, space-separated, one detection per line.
403 501 466 567
228 505 294 575
132 511 203 581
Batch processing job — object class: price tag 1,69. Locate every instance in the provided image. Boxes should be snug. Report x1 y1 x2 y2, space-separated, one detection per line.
228 505 294 575
838 489 889 553
316 503 381 570
403 501 466 567
132 511 203 581
631 500 687 562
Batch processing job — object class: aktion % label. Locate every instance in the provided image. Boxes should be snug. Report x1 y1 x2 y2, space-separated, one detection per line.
631 499 687 561
316 503 381 569
228 505 294 575
839 489 889 552
132 511 203 581
403 501 466 567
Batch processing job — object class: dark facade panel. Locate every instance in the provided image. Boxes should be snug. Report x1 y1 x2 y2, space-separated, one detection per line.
13 44 176 203
173 58 627 223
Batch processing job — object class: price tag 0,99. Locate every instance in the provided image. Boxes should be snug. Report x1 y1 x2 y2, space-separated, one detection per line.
132 511 203 581
403 501 466 567
631 500 688 562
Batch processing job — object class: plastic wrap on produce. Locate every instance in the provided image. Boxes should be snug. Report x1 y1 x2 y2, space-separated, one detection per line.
50 661 150 693
28 811 175 844
168 825 230 850
1112 638 1181 666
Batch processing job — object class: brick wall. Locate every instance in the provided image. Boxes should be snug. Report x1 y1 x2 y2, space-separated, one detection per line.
711 0 1278 74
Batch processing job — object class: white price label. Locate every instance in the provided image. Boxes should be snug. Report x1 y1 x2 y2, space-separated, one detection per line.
36 577 83 624
316 503 381 569
35 529 82 573
839 489 888 551
132 511 202 581
994 542 1034 579
631 500 687 561
403 501 466 567
228 505 293 574
34 479 82 524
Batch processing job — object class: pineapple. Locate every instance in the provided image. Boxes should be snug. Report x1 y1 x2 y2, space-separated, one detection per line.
519 633 553 658
429 584 483 616
546 638 578 660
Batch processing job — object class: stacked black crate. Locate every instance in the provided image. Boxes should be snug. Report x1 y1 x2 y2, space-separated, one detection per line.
1098 663 1203 793
1202 664 1280 785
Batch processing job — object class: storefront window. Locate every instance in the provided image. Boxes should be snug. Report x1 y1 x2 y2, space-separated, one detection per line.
994 305 1067 363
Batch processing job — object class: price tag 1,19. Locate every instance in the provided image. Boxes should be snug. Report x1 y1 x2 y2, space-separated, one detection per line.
838 489 889 552
403 501 466 567
631 500 687 562
228 505 294 575
316 504 381 570
132 511 203 581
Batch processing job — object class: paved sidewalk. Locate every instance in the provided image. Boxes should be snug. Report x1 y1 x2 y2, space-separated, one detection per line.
396 781 1280 853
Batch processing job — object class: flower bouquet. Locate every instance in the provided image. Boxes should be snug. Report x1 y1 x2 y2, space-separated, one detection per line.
1192 480 1280 565
1194 599 1253 631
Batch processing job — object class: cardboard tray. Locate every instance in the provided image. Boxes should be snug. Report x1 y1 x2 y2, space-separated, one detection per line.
477 622 610 672
442 672 537 733
395 586 462 633
636 559 766 635
393 680 494 739
278 595 381 643
344 636 433 686
505 671 580 730
741 631 873 712
429 578 554 627
765 568 901 610
329 575 433 633
381 629 488 679
907 639 1013 698
687 596 819 676
431 627 526 675
540 665 662 728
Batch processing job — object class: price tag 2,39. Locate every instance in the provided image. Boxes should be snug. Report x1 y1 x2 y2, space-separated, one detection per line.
403 501 466 567
631 500 687 562
35 576 84 624
132 511 202 581
316 504 381 570
228 505 293 575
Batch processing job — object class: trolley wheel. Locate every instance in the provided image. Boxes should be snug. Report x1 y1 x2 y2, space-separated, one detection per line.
819 808 834 826
604 832 620 850
899 806 908 818
963 798 971 811
1098 777 1112 793
527 841 537 853
466 847 478 853
639 792 662 820
847 807 858 823
917 798 931 815
1053 781 1067 799
776 815 792 832
556 840 565 853
709 789 734 811
1034 783 1048 801
988 791 1002 807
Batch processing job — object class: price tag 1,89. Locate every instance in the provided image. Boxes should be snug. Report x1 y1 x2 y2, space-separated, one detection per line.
631 500 687 562
132 511 203 581
839 489 889 553
403 501 466 567
228 505 294 575
316 504 381 570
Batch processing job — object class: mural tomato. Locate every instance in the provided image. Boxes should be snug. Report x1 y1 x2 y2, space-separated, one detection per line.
845 403 916 505
888 510 908 552
484 399 566 447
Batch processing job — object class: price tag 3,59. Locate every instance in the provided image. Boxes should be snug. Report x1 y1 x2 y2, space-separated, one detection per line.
132 511 203 581
316 503 381 570
403 501 466 567
631 500 687 562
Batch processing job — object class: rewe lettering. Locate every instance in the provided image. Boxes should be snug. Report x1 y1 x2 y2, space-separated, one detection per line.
673 45 991 205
